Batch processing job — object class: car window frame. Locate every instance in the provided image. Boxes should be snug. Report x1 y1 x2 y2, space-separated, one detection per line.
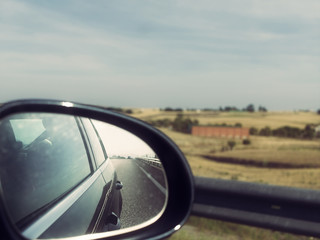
17 116 115 239
7 116 98 234
79 118 108 169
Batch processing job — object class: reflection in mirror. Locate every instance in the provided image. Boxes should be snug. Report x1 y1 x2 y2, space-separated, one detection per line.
0 112 168 239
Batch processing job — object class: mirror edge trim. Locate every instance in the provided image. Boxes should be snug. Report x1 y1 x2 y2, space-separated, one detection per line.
0 99 194 240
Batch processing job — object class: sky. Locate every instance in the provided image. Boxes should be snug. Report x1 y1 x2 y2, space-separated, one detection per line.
92 120 156 158
0 0 319 110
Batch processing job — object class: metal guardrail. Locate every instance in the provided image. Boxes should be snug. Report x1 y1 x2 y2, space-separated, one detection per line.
192 176 320 237
137 157 162 167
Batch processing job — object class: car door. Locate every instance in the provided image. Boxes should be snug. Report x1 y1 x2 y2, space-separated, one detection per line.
0 113 120 239
79 117 122 232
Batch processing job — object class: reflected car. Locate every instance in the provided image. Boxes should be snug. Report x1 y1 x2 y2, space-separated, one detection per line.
0 113 122 239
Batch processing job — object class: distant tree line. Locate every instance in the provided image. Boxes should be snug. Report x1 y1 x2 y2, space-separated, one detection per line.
219 104 267 113
148 114 199 133
161 104 268 113
160 107 184 112
84 105 134 114
148 118 172 128
148 116 246 134
162 107 320 114
207 122 243 128
104 107 133 114
149 113 319 139
219 106 239 112
250 124 319 139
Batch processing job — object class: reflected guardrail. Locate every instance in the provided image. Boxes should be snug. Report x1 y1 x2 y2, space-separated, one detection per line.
136 157 162 167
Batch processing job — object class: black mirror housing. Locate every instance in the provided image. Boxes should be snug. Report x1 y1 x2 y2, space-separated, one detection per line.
0 99 194 240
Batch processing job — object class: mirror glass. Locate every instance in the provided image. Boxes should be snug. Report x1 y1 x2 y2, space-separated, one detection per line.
0 112 168 239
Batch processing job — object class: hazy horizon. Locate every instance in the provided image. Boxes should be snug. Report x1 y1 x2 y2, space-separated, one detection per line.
92 104 320 112
1 1 319 111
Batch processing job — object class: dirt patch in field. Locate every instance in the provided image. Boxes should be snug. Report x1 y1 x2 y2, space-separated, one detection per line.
201 155 320 169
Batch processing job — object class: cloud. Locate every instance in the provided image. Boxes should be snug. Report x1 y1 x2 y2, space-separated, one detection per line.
0 0 319 110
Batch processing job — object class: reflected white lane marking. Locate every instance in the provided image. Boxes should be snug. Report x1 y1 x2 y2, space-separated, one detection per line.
135 163 167 195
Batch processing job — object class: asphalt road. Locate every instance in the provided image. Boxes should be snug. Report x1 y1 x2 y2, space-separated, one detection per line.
111 158 167 229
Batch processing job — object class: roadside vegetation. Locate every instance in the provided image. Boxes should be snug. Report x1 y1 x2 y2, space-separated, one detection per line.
160 128 320 189
132 108 320 130
132 108 320 240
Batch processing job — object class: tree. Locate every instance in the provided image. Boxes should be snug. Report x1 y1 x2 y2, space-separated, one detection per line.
302 124 315 139
164 107 173 112
172 114 198 133
228 140 236 150
245 104 255 113
259 126 272 136
225 106 232 112
249 127 258 135
272 126 302 138
258 106 268 112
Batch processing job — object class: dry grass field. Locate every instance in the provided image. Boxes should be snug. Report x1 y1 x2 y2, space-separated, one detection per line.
132 109 320 129
132 109 320 240
160 129 320 189
195 111 319 129
169 216 315 240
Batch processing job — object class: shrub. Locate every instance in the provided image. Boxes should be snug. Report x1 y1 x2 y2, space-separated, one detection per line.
249 127 258 135
245 104 255 113
259 126 272 136
164 107 183 112
172 114 199 133
227 140 236 150
148 118 172 128
272 126 302 138
258 106 268 112
302 124 315 139
243 139 251 145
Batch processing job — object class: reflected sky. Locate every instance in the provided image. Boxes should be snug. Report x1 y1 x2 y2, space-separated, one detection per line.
92 120 156 158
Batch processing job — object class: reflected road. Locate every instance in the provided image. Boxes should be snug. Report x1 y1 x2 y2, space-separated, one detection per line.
111 158 167 228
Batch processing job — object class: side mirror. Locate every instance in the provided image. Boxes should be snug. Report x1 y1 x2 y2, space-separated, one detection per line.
0 99 194 240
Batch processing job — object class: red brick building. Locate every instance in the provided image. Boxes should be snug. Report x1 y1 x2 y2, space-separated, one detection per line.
191 126 250 139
